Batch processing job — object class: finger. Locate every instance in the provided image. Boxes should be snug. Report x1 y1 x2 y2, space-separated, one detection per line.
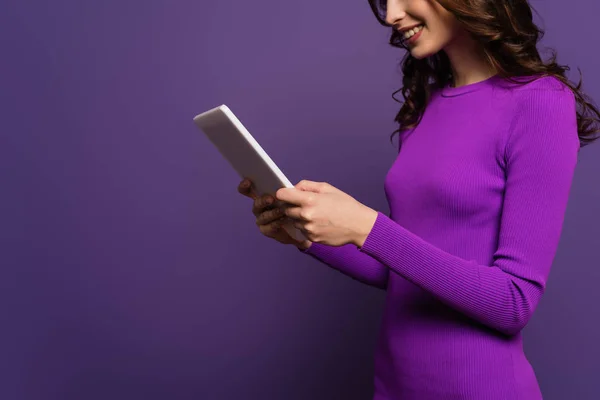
252 194 275 216
283 206 305 220
294 180 329 193
291 219 308 233
275 187 304 207
237 178 251 195
259 219 283 236
256 207 286 226
238 178 258 200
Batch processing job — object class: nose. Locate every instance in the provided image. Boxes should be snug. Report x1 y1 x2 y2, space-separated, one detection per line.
385 1 407 26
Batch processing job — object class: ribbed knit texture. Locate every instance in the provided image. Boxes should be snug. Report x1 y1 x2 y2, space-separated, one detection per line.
299 75 580 399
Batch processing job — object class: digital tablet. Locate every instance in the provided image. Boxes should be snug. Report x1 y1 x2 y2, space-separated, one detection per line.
193 104 307 242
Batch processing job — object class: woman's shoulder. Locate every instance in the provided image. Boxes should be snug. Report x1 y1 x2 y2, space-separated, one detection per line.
500 74 571 94
498 74 575 112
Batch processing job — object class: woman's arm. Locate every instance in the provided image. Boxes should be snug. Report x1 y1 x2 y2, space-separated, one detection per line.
297 241 389 290
292 127 415 292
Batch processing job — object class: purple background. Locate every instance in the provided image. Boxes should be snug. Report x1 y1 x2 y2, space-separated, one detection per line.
2 0 599 399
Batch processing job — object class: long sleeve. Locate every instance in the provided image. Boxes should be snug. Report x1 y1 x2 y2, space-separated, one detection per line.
298 241 389 290
294 134 413 292
357 88 580 335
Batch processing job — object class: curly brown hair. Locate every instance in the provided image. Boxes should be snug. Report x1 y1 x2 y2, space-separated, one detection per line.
367 0 600 149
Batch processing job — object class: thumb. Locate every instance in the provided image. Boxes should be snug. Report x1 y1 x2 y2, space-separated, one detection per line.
294 180 331 193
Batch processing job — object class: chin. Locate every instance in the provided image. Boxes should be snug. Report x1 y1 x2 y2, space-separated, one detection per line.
409 40 444 59
410 47 435 59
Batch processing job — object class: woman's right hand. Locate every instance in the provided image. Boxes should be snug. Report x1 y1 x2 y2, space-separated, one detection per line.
237 178 312 250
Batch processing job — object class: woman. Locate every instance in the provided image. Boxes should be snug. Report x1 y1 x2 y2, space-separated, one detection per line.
238 0 599 399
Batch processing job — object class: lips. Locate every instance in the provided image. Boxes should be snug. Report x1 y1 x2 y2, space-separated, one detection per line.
401 24 424 43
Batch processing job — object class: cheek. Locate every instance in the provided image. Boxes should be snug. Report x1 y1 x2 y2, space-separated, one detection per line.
427 3 461 40
409 26 443 59
414 19 459 56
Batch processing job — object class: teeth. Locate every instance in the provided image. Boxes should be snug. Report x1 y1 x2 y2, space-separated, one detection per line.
404 25 424 40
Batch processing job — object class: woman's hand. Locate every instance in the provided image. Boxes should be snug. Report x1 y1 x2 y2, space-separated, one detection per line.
237 178 312 249
275 180 379 247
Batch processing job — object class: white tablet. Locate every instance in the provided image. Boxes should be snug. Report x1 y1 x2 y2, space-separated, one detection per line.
193 104 307 242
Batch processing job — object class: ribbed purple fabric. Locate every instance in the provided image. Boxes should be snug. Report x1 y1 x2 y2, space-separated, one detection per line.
299 75 580 399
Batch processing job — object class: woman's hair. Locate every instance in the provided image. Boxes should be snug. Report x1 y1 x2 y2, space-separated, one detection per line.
367 0 600 148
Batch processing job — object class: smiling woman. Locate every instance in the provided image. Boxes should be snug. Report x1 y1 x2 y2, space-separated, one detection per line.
237 1 599 399
258 0 599 400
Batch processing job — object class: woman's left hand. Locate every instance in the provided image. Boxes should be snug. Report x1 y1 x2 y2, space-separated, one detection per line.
275 180 379 247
